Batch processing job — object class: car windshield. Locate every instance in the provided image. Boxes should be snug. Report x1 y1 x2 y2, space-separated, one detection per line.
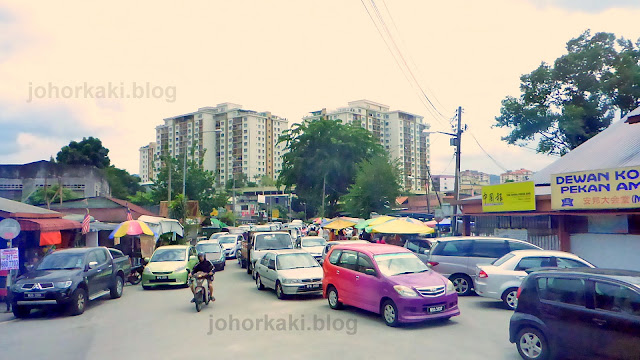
277 253 319 270
374 253 429 276
302 237 326 247
196 244 222 253
255 233 293 250
36 253 85 270
210 233 227 240
218 236 236 244
150 249 186 262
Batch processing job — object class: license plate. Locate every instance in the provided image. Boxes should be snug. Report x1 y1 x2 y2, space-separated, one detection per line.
305 284 320 289
428 305 445 313
26 293 44 299
156 276 169 280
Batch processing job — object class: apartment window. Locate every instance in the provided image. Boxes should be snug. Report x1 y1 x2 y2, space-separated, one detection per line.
244 142 248 146
244 136 248 140
244 130 248 133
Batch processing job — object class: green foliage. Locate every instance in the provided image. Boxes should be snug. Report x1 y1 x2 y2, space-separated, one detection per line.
495 30 640 155
259 175 276 187
225 173 248 189
56 137 110 169
128 190 154 206
169 194 187 221
104 166 142 199
277 119 384 217
340 155 401 218
26 185 80 205
217 210 236 227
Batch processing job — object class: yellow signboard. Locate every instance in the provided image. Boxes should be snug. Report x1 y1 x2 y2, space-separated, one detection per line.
482 181 536 212
551 166 640 210
272 209 279 218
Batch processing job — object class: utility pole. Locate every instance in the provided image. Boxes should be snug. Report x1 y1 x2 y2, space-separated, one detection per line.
321 174 326 218
167 155 172 202
425 179 431 215
452 106 462 235
182 146 187 197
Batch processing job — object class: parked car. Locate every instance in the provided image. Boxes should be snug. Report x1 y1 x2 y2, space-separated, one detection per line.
195 241 226 271
209 232 228 241
247 232 294 276
428 237 542 295
11 247 129 317
320 240 369 264
298 236 327 262
404 237 432 264
509 268 640 360
254 250 323 299
141 245 198 289
475 250 595 309
218 233 242 258
323 243 460 327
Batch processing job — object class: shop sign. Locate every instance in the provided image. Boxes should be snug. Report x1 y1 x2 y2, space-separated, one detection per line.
0 248 19 270
482 181 536 212
551 166 640 210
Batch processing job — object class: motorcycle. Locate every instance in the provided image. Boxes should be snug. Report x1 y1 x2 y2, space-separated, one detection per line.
189 272 211 312
128 264 144 285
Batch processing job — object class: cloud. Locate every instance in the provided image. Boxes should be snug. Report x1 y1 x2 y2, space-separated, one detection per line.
530 0 640 13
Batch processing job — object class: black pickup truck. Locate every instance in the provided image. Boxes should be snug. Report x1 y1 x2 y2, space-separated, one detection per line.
11 247 130 317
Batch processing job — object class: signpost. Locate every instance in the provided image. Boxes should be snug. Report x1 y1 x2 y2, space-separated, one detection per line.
0 248 19 271
482 181 536 213
551 166 640 210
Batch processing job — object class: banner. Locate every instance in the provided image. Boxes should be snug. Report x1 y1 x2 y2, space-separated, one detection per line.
482 181 536 212
551 166 640 210
0 248 19 270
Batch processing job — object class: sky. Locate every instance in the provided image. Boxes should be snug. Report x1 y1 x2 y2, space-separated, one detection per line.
1 0 640 177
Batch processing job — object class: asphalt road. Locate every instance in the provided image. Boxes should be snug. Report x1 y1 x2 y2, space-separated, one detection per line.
0 260 522 360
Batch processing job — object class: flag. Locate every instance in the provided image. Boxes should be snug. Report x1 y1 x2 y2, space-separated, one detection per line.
82 210 91 235
126 204 133 221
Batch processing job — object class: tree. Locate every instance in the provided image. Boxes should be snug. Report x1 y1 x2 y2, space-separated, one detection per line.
56 137 110 168
495 30 640 155
104 166 142 199
168 194 187 222
26 185 80 205
259 175 275 187
278 119 384 217
225 173 248 189
341 155 401 218
128 190 154 207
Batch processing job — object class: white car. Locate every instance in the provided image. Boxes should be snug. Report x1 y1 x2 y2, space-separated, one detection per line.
253 249 323 299
217 233 243 259
475 250 595 309
298 236 327 262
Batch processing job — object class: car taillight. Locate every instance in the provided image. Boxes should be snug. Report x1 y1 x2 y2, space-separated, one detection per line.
478 270 488 278
428 261 439 267
516 287 522 298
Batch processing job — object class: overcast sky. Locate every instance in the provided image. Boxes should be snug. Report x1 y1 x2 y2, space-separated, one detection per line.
1 0 639 176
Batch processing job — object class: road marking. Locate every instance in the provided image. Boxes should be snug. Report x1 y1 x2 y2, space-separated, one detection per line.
0 319 17 325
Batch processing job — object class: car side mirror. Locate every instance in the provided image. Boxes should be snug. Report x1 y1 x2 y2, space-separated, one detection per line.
364 268 377 276
189 255 197 262
87 261 98 270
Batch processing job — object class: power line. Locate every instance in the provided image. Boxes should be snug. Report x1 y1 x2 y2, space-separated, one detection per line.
469 132 509 173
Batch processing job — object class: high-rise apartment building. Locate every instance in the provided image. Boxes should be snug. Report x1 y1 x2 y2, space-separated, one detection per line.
460 170 491 186
138 142 157 183
146 103 287 185
303 100 430 191
501 168 533 183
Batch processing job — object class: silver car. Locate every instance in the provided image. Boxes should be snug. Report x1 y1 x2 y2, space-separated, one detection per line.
475 250 595 309
254 250 323 299
427 237 542 296
217 234 242 259
320 240 369 263
298 236 327 262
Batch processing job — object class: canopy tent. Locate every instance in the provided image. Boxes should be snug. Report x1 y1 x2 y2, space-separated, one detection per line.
436 218 451 226
208 218 229 229
323 218 357 230
108 220 155 239
367 218 435 234
354 215 394 230
138 215 184 240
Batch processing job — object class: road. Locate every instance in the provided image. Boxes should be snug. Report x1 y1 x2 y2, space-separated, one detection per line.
0 260 522 360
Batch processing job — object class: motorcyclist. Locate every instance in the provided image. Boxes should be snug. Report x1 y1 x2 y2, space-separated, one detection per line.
189 252 215 302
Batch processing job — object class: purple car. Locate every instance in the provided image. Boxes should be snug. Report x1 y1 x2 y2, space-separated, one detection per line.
323 243 460 326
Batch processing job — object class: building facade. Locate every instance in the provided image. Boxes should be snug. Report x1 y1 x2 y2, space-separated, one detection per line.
431 175 455 193
138 142 157 183
0 161 111 202
500 168 533 183
147 103 288 185
460 170 491 185
303 100 430 191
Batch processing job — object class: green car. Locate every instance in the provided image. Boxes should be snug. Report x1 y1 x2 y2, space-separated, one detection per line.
142 245 198 290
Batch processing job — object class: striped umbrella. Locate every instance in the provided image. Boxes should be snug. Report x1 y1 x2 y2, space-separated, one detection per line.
109 220 155 239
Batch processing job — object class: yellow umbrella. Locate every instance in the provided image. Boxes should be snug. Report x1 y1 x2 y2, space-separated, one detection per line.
368 218 435 234
323 218 357 230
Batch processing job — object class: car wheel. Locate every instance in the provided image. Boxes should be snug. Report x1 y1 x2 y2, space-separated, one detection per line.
275 282 286 300
256 274 264 290
247 261 252 274
12 305 30 318
450 274 474 296
327 286 342 310
69 288 87 316
502 288 518 310
110 275 124 299
382 299 400 327
517 327 550 360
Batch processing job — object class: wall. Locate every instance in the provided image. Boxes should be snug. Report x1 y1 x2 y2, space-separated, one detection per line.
570 233 640 271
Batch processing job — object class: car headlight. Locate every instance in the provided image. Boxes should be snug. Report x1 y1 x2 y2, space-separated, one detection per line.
282 278 301 284
11 283 22 291
393 285 419 297
175 265 187 272
55 281 73 289
446 280 455 294
143 267 152 274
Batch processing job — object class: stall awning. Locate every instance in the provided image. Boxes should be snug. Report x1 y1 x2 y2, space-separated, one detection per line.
18 218 82 232
40 231 62 246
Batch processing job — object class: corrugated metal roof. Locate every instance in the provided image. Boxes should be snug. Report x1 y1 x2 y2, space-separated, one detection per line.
533 106 640 185
0 196 61 218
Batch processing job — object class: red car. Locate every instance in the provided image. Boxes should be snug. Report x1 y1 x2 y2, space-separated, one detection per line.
323 243 460 326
